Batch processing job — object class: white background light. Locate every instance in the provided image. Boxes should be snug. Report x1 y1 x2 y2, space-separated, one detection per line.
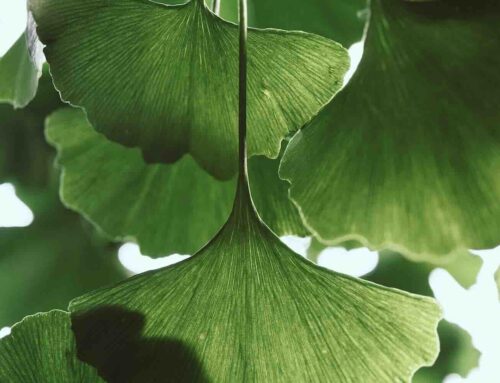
0 183 34 228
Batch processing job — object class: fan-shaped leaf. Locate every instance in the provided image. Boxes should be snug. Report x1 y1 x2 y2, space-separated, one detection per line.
30 0 349 179
69 186 440 382
46 108 307 256
281 0 500 260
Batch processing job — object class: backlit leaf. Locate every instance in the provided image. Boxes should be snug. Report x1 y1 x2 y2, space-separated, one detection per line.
69 185 440 382
46 108 307 256
30 0 349 179
281 0 500 260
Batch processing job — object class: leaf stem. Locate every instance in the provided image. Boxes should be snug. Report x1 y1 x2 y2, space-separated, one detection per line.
212 0 220 14
238 0 248 190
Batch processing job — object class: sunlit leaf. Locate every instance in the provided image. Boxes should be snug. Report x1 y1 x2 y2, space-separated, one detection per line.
0 32 40 108
30 0 349 179
69 186 440 382
281 0 500 260
0 311 104 382
46 109 307 256
365 252 480 381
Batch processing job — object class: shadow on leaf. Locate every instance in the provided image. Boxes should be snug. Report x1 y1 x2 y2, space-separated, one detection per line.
71 306 209 383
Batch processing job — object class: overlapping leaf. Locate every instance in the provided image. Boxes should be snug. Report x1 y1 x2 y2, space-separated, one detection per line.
69 185 440 382
0 74 126 327
46 109 307 256
30 0 349 179
0 32 40 108
281 0 500 260
46 108 235 256
0 311 104 382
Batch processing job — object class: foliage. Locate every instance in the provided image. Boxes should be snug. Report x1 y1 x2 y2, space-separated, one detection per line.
0 0 498 382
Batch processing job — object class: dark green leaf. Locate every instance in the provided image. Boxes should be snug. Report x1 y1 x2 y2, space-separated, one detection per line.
30 0 349 179
0 311 104 382
0 74 126 327
281 0 500 260
245 0 367 48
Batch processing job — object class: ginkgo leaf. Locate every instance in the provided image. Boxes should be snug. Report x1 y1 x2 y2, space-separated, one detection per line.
244 0 367 48
364 253 480 381
0 72 125 326
69 185 440 382
46 108 307 256
29 0 349 180
46 108 235 256
0 67 62 188
0 32 40 108
0 311 104 382
281 0 500 260
249 148 308 237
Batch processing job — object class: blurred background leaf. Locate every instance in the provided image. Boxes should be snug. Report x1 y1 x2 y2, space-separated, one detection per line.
0 70 126 328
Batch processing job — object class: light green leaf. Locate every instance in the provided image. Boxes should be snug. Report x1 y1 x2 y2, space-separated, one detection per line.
69 186 440 382
46 108 307 256
364 251 480 382
0 32 40 108
281 0 500 260
30 0 349 179
0 311 104 382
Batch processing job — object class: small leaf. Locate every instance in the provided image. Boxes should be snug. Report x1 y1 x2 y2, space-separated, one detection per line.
0 32 40 108
69 187 440 382
281 0 500 260
0 311 104 382
30 0 349 179
46 108 307 256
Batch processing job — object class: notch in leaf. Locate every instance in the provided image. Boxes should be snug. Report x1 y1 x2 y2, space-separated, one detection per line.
29 0 349 180
281 0 500 260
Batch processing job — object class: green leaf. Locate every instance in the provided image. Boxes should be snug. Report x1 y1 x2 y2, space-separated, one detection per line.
248 149 309 237
69 186 440 382
245 0 367 48
367 250 482 292
30 0 349 180
414 321 479 383
46 108 307 256
0 67 62 188
46 108 235 256
0 32 40 108
281 0 500 260
0 311 104 382
364 252 480 381
0 73 126 327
